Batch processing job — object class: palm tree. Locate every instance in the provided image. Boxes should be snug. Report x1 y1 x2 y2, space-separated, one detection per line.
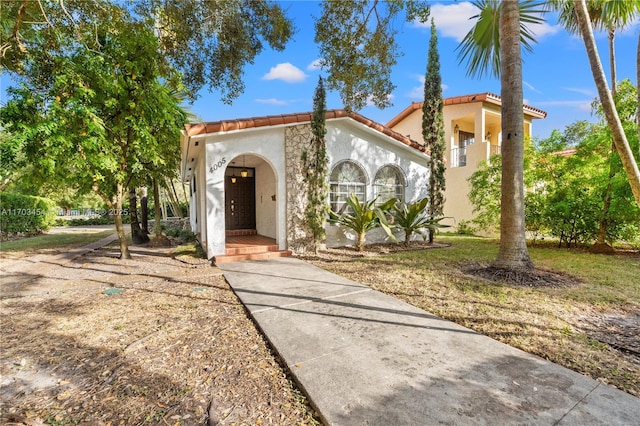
493 0 534 269
551 0 640 248
457 1 544 270
571 0 640 209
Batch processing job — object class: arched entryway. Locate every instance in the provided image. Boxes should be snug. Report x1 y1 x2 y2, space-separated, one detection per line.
217 154 287 262
225 156 256 231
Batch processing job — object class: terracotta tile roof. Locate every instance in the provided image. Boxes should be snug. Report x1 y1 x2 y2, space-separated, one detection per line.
386 92 548 128
184 109 427 154
550 147 577 157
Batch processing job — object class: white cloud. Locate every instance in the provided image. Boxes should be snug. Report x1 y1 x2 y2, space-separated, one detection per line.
564 87 596 97
365 93 394 108
419 2 559 42
407 74 426 99
416 2 477 42
255 98 288 106
524 81 542 94
262 63 307 83
407 75 448 99
307 59 323 71
530 21 561 39
535 99 593 111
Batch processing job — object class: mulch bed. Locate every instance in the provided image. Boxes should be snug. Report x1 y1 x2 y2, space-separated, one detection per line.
462 265 583 288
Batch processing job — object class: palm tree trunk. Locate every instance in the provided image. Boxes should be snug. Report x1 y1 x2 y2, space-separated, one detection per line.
357 232 365 251
574 0 640 209
493 0 533 270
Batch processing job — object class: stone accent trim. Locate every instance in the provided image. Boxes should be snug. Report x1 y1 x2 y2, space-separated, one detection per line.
284 124 315 254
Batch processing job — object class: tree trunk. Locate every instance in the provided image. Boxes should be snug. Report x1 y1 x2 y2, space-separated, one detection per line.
593 29 618 251
165 178 184 218
493 0 533 270
637 32 639 159
593 142 616 252
574 0 640 209
115 182 131 259
93 181 130 259
609 30 616 96
140 186 149 234
153 178 163 239
129 188 149 244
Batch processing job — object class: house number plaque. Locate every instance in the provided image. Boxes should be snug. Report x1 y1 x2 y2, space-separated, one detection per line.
209 157 226 173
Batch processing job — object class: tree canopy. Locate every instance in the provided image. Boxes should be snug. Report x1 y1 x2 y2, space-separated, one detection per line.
314 0 430 110
1 5 187 258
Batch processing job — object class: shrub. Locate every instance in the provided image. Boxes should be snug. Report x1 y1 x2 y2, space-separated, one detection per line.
56 215 130 227
391 198 449 245
165 228 195 243
0 192 57 237
329 193 395 251
456 220 476 235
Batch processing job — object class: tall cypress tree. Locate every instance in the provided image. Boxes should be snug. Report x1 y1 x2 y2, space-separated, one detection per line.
304 76 330 252
422 18 446 244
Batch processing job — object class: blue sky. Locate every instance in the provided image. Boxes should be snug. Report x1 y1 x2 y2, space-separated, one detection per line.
188 1 639 141
1 1 634 141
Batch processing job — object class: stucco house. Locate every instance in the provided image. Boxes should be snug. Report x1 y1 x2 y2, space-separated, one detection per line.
180 110 431 263
387 92 547 230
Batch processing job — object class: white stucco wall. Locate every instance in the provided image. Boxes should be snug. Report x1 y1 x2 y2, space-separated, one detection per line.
324 119 431 248
190 116 431 256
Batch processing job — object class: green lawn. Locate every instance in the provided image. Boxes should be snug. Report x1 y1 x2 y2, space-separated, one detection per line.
0 230 115 253
309 235 640 397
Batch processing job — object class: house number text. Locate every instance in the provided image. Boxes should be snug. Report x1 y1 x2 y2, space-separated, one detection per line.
209 157 226 173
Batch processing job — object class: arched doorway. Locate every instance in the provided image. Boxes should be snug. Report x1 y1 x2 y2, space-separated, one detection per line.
225 157 256 231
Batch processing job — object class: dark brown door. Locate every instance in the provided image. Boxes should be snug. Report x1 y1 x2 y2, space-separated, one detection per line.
225 176 256 230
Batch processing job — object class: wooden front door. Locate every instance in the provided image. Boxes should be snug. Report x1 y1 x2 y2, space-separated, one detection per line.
225 176 256 230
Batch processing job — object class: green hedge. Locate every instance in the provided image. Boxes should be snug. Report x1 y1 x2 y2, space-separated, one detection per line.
56 215 130 227
1 193 58 237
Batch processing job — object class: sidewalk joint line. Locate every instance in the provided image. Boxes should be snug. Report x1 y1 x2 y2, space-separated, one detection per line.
552 381 601 426
248 288 372 314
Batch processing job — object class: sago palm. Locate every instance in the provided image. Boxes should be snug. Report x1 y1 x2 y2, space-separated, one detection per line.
392 198 449 246
330 193 396 251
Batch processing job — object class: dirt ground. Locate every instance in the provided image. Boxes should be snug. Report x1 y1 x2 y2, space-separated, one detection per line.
0 245 319 425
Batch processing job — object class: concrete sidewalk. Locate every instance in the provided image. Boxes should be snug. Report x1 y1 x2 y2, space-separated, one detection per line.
220 257 640 426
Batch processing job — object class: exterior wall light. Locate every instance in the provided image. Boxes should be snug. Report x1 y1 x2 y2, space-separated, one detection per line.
241 155 248 178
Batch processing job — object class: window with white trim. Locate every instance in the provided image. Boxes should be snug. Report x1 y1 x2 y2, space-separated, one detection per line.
330 161 367 214
374 165 405 204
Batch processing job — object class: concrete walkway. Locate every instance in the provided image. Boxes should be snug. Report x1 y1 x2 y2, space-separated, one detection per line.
220 257 640 426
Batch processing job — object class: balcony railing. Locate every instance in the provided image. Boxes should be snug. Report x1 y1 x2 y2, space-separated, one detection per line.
490 144 501 156
451 147 467 167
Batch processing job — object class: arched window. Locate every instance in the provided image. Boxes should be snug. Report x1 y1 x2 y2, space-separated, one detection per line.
374 165 405 204
329 160 367 214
